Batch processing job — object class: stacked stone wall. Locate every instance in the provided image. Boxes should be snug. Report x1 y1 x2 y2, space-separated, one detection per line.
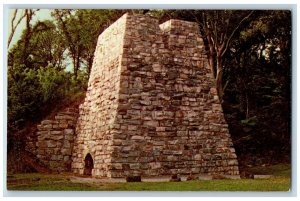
72 13 239 178
71 14 128 176
34 107 79 172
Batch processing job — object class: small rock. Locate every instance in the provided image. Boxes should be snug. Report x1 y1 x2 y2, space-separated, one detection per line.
240 171 254 179
126 176 141 182
212 174 226 180
186 174 198 181
170 174 181 182
254 175 274 179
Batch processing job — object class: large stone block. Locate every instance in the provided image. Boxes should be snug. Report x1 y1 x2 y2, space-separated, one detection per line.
49 135 64 140
46 140 57 148
64 129 74 135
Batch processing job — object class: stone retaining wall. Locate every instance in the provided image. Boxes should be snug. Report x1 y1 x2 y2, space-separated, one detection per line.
34 108 79 172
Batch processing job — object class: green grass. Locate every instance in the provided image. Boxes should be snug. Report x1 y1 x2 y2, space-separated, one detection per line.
7 173 99 191
7 164 291 191
101 178 290 191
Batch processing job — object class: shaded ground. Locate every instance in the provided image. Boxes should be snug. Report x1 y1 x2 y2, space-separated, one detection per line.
6 164 291 191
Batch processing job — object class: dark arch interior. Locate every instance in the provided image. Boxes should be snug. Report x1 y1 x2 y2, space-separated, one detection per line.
84 153 94 176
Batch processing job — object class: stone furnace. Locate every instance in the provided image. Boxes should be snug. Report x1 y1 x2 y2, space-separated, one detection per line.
71 13 239 178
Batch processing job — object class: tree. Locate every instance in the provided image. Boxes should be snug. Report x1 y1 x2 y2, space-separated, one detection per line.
75 9 126 75
8 9 41 66
9 20 67 70
27 20 67 70
52 9 125 78
52 9 82 78
196 10 254 100
8 9 27 48
222 10 291 164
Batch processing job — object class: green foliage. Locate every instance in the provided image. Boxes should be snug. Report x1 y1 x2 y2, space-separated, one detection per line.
7 64 87 146
7 17 88 148
52 9 125 77
29 20 66 70
239 116 258 133
240 116 258 126
9 20 67 70
8 65 43 128
37 67 71 103
222 10 291 165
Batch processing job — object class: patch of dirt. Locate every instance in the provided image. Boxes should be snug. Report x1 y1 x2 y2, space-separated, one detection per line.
7 177 40 184
69 176 126 183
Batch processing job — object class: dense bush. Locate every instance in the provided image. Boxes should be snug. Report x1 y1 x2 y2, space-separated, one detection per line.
37 66 72 103
7 64 87 149
8 65 43 131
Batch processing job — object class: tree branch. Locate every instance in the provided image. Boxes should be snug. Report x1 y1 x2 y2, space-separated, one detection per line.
221 11 254 57
8 9 27 48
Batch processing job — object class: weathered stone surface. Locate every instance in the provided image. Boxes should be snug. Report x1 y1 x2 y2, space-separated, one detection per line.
41 120 54 125
64 129 74 135
49 135 64 141
29 106 78 172
70 13 239 178
46 140 57 148
51 131 63 135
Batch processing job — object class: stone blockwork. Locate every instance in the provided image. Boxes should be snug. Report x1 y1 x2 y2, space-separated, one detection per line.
72 13 239 178
34 107 79 172
71 14 128 176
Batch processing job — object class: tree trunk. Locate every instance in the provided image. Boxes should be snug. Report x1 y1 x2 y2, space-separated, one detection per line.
215 52 225 101
208 43 216 78
216 67 223 101
8 9 27 48
72 56 77 78
22 9 32 66
74 52 80 79
87 56 93 77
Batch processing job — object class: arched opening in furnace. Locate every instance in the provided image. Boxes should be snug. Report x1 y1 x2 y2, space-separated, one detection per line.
84 153 94 176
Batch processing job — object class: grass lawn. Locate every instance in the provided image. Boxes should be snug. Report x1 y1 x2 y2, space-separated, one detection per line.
6 164 291 191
